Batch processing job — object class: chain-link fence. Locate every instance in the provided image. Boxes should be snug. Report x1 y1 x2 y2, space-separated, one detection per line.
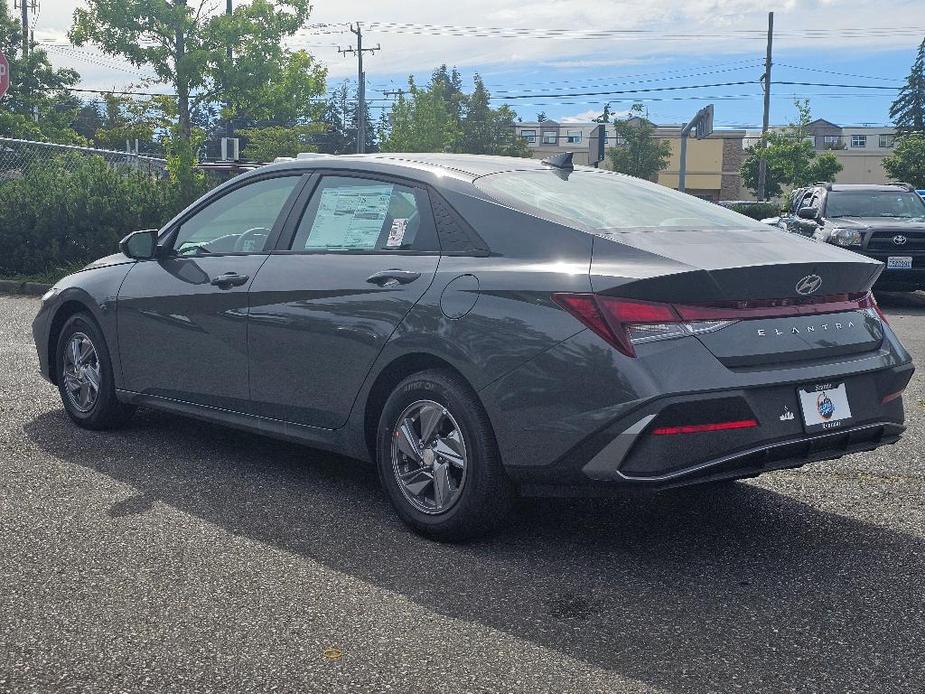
0 137 168 179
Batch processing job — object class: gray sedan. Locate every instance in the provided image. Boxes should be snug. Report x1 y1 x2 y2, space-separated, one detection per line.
32 153 914 540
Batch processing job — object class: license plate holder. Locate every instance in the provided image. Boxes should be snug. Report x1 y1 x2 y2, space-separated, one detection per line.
797 383 852 433
887 256 913 270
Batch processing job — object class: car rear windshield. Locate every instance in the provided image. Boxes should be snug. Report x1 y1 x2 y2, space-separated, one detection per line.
474 169 769 231
825 191 925 219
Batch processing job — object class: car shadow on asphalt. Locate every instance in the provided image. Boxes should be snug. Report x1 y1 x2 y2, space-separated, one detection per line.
876 290 925 314
23 408 925 693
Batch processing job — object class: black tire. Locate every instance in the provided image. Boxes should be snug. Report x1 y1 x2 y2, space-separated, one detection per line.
376 369 514 542
55 313 136 430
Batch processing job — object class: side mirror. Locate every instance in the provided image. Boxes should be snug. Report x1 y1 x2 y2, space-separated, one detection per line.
119 229 159 260
797 207 819 221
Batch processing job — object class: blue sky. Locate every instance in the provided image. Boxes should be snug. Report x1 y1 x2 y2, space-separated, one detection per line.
34 1 925 130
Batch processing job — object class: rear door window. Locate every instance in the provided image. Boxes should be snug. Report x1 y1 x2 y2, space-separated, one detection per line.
289 176 439 252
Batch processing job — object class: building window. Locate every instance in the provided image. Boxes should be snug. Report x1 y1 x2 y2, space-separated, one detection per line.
851 135 867 148
823 135 844 149
879 134 895 148
520 129 536 143
542 131 558 145
566 130 582 144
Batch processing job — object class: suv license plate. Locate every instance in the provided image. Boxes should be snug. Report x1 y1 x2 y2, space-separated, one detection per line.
797 383 852 433
887 256 913 270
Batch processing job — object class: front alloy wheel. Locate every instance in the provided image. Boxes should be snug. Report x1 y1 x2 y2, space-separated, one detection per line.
62 332 101 413
56 313 135 430
391 400 468 514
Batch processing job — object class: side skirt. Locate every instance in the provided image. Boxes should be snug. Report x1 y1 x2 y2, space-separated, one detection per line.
115 389 365 461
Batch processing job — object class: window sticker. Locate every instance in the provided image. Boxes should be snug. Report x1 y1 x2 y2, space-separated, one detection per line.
305 184 392 249
386 218 408 247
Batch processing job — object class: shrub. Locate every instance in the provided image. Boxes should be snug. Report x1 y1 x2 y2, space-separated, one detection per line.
727 202 781 220
0 154 197 277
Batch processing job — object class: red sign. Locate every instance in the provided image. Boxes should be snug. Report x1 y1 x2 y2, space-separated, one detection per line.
0 52 8 99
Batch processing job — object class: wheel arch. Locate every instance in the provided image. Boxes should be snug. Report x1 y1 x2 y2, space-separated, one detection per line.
362 352 487 462
46 299 99 385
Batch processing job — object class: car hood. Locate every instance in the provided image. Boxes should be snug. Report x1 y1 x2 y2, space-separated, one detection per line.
826 216 925 232
81 252 135 272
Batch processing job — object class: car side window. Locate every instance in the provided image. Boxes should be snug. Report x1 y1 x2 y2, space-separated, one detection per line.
289 176 439 252
174 176 302 255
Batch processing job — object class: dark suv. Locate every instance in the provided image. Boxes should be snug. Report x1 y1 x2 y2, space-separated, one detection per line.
780 183 925 291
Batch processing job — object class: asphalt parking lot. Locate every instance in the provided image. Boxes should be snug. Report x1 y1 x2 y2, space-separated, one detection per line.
1 292 923 694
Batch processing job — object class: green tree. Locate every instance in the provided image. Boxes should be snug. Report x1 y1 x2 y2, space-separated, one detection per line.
459 75 529 156
0 0 81 143
593 104 612 124
741 100 842 197
70 0 315 202
238 124 322 161
882 133 925 188
92 93 176 153
890 37 925 136
606 104 671 180
71 102 104 141
380 76 461 153
380 70 528 156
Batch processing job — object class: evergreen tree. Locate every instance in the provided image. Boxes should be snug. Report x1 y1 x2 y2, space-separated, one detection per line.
890 37 925 136
380 70 528 156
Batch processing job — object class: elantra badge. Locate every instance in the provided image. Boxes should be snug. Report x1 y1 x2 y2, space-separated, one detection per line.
893 235 908 246
795 274 822 295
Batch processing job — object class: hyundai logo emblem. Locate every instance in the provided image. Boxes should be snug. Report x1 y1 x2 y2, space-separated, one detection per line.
795 274 823 295
893 234 908 246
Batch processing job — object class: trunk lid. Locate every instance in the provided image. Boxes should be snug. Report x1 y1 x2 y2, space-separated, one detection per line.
590 228 883 302
590 229 885 366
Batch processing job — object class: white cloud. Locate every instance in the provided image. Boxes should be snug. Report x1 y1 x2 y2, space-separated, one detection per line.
27 0 925 90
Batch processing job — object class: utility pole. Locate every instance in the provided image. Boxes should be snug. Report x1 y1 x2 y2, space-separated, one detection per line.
225 0 233 140
757 11 774 201
19 0 28 60
338 23 380 154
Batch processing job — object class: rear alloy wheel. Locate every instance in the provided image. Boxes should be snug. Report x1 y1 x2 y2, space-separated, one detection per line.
391 399 469 515
377 370 513 541
56 313 135 430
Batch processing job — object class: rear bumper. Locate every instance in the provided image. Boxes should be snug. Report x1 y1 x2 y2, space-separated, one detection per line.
860 251 925 288
481 322 913 493
520 421 905 495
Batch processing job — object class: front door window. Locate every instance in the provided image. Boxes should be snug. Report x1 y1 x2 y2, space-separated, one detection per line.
174 176 302 255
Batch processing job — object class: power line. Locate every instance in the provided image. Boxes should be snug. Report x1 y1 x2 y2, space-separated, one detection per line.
775 63 899 82
479 59 764 89
487 64 765 95
361 21 925 41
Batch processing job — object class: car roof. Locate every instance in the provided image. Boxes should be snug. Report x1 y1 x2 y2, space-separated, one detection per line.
257 152 553 183
823 183 914 192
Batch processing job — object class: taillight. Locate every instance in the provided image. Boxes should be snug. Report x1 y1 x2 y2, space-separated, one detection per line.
552 294 735 357
552 290 882 358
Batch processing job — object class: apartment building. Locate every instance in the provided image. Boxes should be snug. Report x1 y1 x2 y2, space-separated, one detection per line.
745 120 897 185
514 119 747 201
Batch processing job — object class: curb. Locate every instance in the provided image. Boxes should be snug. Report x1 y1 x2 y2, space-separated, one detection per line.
0 280 53 296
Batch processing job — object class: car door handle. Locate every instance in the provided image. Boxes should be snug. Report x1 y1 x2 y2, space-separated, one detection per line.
210 272 249 289
366 269 421 286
